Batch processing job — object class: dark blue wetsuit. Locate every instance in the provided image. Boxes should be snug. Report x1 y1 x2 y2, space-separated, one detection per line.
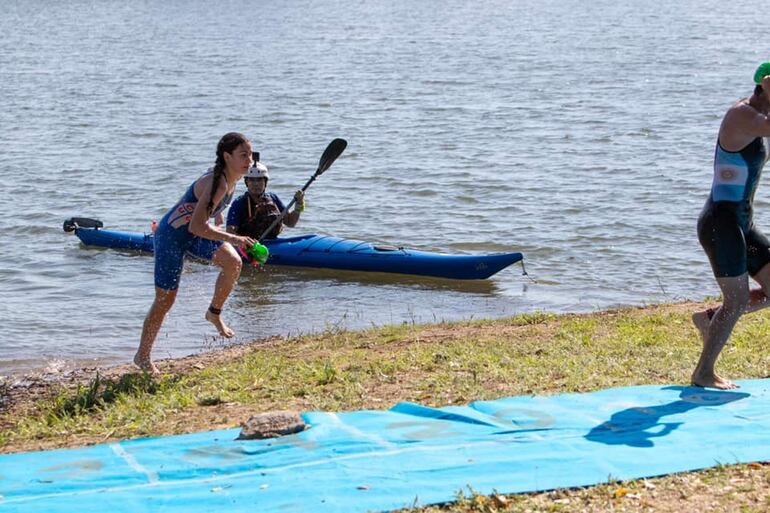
154 170 234 290
698 136 770 277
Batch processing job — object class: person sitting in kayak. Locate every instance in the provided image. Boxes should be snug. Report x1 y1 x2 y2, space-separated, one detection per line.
135 132 257 374
226 159 305 241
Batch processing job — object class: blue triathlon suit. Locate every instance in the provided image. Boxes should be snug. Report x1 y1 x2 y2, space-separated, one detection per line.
226 192 285 230
154 170 234 290
697 136 770 277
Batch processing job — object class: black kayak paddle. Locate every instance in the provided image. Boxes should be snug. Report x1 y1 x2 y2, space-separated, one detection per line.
257 138 347 242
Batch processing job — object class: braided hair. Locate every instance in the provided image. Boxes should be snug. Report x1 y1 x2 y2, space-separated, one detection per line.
208 132 249 215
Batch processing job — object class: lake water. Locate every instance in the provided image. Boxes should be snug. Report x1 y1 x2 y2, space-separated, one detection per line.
1 0 767 376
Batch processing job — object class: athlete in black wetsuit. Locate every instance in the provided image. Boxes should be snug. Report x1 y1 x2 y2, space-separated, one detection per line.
698 137 770 278
692 62 770 390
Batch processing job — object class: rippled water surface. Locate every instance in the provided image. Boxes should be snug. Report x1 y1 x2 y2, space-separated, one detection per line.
1 0 767 375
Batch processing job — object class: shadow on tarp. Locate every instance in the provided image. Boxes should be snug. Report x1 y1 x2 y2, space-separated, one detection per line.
585 386 750 447
1 380 770 513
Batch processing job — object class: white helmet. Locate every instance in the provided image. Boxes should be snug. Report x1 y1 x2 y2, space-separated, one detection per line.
245 161 269 180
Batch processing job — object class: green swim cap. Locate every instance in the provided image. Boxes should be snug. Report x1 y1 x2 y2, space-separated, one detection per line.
754 62 770 84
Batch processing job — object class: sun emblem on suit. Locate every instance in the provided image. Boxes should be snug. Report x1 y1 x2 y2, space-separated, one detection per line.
720 168 737 180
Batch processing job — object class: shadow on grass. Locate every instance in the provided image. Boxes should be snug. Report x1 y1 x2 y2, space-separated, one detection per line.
45 372 176 422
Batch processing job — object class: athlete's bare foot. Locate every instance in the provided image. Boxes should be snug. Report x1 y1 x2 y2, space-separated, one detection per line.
691 370 739 390
691 310 711 342
133 353 160 375
205 309 235 338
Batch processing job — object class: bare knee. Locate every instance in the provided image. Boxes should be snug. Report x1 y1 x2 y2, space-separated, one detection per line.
226 252 242 275
151 288 177 313
216 246 243 276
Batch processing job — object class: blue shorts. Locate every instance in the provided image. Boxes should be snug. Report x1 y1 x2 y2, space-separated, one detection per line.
153 223 223 290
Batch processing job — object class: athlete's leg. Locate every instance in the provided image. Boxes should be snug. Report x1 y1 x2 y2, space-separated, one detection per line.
692 266 770 386
693 208 748 343
691 273 749 389
737 228 770 315
694 230 770 340
745 262 770 312
692 286 768 341
205 242 243 338
136 287 178 374
136 228 184 374
691 309 712 342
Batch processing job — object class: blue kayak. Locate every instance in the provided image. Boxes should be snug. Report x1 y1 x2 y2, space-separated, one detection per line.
68 222 523 280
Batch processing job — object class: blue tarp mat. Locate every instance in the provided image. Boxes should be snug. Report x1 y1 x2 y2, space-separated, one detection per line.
2 379 770 512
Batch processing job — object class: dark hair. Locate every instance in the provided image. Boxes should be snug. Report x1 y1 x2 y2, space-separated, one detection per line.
755 84 763 96
208 132 249 215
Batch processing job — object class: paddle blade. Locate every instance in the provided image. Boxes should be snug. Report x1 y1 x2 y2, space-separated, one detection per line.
316 138 347 175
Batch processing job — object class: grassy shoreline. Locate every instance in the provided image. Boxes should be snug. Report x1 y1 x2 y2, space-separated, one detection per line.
3 300 770 511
